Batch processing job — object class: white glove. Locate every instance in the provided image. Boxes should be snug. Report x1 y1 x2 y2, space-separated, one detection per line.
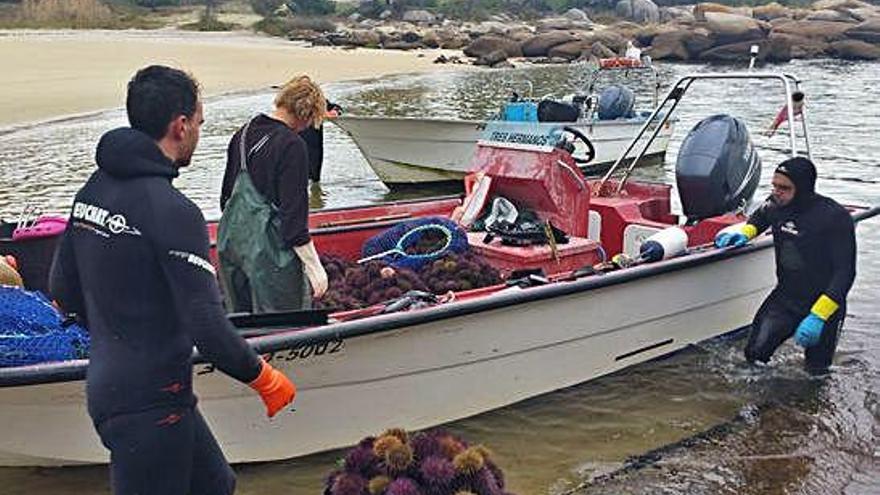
293 241 328 298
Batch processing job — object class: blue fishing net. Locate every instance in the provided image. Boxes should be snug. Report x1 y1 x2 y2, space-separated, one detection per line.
360 216 469 270
0 286 90 368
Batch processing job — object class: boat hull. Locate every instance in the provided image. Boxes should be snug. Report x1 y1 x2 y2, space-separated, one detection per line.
0 246 773 466
332 116 674 186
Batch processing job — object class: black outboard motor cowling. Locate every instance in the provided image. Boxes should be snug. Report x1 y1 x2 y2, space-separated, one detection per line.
597 85 635 120
675 114 761 221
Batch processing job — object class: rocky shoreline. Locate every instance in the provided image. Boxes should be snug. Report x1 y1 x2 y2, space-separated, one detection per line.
276 0 880 67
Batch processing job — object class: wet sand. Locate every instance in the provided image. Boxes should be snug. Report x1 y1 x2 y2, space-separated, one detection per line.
0 29 462 128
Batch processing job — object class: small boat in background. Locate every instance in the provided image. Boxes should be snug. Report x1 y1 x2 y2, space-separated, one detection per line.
332 63 676 188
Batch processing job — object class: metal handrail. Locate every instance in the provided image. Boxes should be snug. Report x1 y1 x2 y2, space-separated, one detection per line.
597 71 812 195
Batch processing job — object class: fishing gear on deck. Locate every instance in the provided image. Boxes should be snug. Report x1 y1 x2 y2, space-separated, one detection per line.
0 286 90 367
359 216 469 270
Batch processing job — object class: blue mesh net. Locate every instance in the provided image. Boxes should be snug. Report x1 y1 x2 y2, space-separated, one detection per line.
361 216 469 270
0 286 90 368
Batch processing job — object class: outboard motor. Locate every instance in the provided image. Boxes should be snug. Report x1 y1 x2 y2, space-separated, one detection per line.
675 114 761 221
597 85 635 120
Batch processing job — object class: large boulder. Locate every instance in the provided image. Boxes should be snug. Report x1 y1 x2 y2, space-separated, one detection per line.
699 38 791 62
564 8 592 22
421 28 470 49
845 19 880 44
807 9 861 22
693 2 735 21
536 17 592 31
753 2 793 21
507 27 536 43
402 9 436 24
768 32 830 57
347 29 381 47
463 35 522 58
771 19 852 41
615 0 660 24
589 41 618 58
661 6 696 23
705 12 767 44
584 29 629 53
382 40 423 50
830 39 880 58
649 28 713 60
475 49 509 66
475 21 508 35
548 40 590 60
632 23 678 47
521 31 579 57
812 0 872 10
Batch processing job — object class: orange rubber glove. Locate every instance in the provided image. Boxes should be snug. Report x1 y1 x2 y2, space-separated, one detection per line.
249 360 296 418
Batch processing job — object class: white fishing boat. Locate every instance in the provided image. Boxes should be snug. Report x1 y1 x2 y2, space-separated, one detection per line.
332 63 675 187
0 71 876 468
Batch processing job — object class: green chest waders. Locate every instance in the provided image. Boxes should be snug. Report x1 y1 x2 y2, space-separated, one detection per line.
217 118 311 313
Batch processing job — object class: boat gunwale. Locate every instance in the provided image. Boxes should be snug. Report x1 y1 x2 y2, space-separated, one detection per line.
332 114 679 129
2 205 876 389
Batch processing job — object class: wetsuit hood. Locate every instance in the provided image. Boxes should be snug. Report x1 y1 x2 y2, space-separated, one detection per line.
95 127 179 180
775 156 816 209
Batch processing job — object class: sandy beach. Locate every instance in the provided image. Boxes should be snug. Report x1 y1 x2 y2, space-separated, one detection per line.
0 29 462 128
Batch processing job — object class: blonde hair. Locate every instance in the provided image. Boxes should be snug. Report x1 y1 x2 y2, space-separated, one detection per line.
274 75 326 129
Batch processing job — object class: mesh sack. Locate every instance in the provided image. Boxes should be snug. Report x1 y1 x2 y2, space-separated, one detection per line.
0 286 90 367
361 216 469 271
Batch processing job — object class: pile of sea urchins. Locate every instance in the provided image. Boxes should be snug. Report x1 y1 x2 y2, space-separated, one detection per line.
315 254 502 311
323 428 515 495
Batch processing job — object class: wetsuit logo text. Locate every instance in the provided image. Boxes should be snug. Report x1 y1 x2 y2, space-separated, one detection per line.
72 201 142 237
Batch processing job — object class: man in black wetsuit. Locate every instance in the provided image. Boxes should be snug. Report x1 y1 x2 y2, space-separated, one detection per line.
715 157 857 372
50 65 296 495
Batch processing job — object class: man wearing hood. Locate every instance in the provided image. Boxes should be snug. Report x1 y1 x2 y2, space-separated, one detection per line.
50 65 296 495
715 156 856 372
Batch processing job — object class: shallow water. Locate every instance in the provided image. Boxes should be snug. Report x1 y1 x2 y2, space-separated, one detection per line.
0 59 878 494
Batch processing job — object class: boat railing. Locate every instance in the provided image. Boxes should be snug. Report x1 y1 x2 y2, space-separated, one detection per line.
597 71 812 195
586 61 662 110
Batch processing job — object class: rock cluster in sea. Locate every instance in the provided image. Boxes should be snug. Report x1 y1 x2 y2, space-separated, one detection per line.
275 1 880 66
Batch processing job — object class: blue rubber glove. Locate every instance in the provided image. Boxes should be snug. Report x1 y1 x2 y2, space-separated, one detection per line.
714 232 749 248
794 313 825 348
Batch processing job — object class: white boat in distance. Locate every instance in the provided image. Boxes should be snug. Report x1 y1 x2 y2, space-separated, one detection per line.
0 72 876 467
332 64 676 187
333 115 675 186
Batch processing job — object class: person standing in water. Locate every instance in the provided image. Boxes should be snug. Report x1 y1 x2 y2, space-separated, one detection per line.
715 157 856 373
219 75 328 313
50 65 296 495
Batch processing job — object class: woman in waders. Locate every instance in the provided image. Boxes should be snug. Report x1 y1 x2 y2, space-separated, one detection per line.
219 76 328 313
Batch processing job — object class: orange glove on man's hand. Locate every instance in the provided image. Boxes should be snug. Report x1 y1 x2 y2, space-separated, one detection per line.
249 360 296 418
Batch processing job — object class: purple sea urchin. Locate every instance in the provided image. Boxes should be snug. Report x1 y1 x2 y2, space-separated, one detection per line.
438 436 465 460
420 456 456 487
386 477 422 495
345 444 379 477
472 467 502 495
410 432 441 460
331 472 368 495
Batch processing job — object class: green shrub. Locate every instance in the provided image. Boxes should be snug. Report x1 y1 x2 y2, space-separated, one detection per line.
287 0 335 16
